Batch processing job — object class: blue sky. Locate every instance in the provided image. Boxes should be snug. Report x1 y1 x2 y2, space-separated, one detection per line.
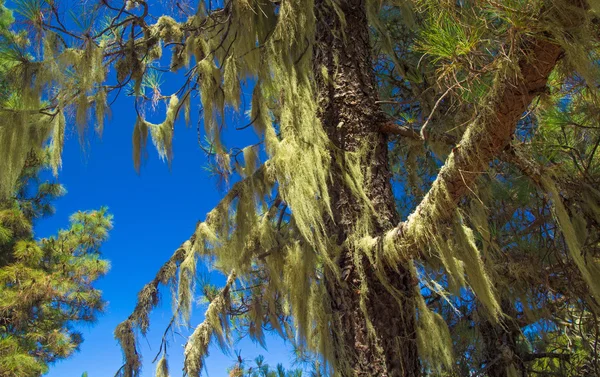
34 80 294 377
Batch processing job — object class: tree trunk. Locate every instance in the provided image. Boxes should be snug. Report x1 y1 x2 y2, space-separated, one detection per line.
313 0 419 375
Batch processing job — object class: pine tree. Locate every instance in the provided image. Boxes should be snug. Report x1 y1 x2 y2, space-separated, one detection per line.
0 152 112 377
228 354 306 377
3 0 600 376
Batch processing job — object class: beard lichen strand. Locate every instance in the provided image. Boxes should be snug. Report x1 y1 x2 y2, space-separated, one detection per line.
541 175 600 301
500 147 600 311
453 215 501 320
150 95 179 163
49 110 65 177
183 270 236 377
432 231 465 295
155 356 169 377
413 268 454 372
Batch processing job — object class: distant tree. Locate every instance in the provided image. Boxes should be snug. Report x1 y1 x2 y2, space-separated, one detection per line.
228 354 305 377
3 0 600 376
0 152 112 377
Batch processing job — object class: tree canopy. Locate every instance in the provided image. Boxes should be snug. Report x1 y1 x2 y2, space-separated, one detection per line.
1 0 600 376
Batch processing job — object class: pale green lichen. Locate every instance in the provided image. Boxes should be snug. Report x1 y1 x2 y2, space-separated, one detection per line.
154 16 183 43
149 95 179 163
223 55 240 109
184 271 235 377
414 272 454 371
453 218 500 320
155 356 169 377
49 110 65 177
541 176 600 300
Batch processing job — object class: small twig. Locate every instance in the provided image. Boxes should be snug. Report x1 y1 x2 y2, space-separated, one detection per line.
420 83 458 140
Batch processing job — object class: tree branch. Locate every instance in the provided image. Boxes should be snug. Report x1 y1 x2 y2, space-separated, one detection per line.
393 36 564 250
114 163 271 377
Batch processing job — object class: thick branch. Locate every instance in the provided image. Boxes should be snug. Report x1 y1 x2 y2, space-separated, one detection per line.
395 37 564 248
114 163 271 377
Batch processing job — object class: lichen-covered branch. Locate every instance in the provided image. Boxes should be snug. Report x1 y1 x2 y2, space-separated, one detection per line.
394 36 564 255
114 163 273 377
183 271 236 377
114 241 188 377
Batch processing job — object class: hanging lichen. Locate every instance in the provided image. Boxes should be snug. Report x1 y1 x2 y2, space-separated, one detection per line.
155 356 169 377
49 110 65 177
149 95 179 163
132 117 149 173
541 175 600 299
414 270 454 371
184 271 235 377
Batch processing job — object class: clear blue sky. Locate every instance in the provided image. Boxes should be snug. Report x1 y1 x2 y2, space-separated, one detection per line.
34 77 294 377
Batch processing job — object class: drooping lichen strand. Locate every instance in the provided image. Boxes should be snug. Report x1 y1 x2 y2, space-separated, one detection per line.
0 110 54 198
114 320 141 377
95 89 108 136
541 176 600 299
149 95 179 163
223 55 240 109
432 235 465 294
154 16 184 43
132 118 149 173
197 58 224 152
176 240 198 325
453 219 501 320
184 271 235 377
414 275 453 371
282 241 315 342
50 111 65 177
155 356 169 377
239 146 258 178
113 243 187 376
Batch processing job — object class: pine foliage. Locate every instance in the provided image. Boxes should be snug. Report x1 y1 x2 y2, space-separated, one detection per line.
0 153 112 377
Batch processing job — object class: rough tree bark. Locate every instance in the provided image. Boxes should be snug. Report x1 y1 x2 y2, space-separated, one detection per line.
313 0 419 376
